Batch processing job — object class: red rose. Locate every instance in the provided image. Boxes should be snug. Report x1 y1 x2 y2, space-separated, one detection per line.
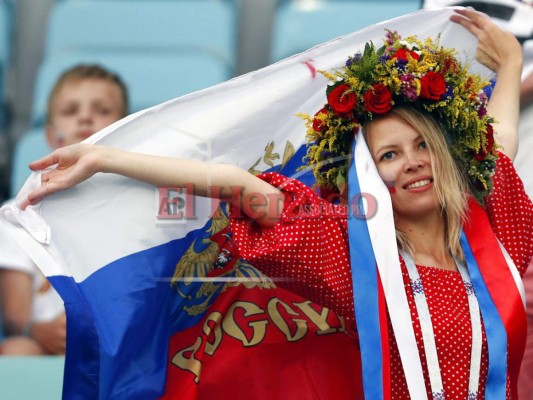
392 48 420 62
312 108 328 132
327 84 356 119
420 71 447 101
475 124 495 161
363 84 392 114
443 58 459 74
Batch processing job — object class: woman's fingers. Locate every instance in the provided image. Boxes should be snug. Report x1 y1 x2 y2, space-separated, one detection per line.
25 180 60 207
28 152 60 171
21 144 96 209
451 7 522 73
454 7 489 23
450 9 484 36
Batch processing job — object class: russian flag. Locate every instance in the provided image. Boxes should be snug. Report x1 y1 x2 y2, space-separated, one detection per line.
0 9 497 399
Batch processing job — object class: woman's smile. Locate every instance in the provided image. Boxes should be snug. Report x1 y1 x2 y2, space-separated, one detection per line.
402 177 434 191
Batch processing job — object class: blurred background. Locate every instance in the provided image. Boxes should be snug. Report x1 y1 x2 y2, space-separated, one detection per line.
0 0 427 205
0 0 531 398
1 0 532 204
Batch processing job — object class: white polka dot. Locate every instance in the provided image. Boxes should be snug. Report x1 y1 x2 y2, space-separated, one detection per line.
225 153 532 399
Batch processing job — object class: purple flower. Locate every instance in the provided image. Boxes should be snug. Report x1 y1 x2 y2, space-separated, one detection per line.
442 85 454 100
400 74 418 101
477 92 488 116
396 58 407 70
385 30 399 45
346 52 362 67
402 87 418 101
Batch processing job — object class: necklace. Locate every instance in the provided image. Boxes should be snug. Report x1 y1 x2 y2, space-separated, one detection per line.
402 252 483 400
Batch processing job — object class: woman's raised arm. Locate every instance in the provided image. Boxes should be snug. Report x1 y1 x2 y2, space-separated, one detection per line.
24 144 284 228
451 8 523 160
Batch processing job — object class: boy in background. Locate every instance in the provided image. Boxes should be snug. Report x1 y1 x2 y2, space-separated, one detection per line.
0 64 128 355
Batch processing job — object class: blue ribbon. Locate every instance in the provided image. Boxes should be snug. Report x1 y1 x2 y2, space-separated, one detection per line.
347 139 384 400
460 231 507 399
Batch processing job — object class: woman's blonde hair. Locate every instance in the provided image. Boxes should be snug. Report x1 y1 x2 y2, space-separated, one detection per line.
363 107 468 260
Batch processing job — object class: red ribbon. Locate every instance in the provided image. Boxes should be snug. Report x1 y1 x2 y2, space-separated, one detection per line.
463 198 527 398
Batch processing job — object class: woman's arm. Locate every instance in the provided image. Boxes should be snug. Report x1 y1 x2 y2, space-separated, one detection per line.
520 71 533 110
451 8 523 161
25 144 284 228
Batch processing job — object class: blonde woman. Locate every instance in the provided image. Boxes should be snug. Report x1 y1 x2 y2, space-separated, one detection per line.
23 9 532 399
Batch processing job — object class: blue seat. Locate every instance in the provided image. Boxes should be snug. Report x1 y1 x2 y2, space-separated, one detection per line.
0 0 13 131
44 1 237 71
31 50 231 127
0 356 64 399
10 128 51 196
271 0 422 62
0 1 10 72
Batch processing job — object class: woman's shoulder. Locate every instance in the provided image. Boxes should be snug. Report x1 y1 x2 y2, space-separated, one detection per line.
257 172 348 221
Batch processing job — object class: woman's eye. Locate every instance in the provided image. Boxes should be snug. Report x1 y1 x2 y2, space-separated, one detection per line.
419 141 427 150
381 151 394 161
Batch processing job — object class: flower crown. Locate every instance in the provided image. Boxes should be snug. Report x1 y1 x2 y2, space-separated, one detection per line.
301 30 497 201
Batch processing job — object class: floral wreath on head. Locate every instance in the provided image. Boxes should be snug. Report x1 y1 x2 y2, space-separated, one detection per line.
300 30 497 202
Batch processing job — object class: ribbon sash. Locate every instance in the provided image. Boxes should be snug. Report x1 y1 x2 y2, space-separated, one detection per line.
462 199 527 398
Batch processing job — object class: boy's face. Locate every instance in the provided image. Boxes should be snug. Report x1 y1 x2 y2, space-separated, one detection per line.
46 78 125 149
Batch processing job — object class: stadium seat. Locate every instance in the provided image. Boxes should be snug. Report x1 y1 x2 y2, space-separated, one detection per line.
0 1 9 77
44 1 237 71
0 356 64 399
0 0 13 131
271 0 422 62
10 128 50 196
30 50 231 127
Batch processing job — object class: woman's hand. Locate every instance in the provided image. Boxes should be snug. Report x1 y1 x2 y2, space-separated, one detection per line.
451 8 523 73
451 7 522 161
23 143 104 208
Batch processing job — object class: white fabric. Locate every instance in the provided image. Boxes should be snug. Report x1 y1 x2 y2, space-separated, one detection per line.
402 251 446 398
0 8 499 399
0 202 64 323
354 133 427 399
423 0 533 38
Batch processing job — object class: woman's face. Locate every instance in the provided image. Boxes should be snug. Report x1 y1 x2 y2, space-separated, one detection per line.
366 116 439 220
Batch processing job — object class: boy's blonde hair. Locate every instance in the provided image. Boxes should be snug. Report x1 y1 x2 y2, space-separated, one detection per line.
46 64 129 123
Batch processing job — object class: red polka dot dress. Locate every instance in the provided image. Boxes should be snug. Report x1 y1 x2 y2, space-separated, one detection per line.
229 152 533 399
